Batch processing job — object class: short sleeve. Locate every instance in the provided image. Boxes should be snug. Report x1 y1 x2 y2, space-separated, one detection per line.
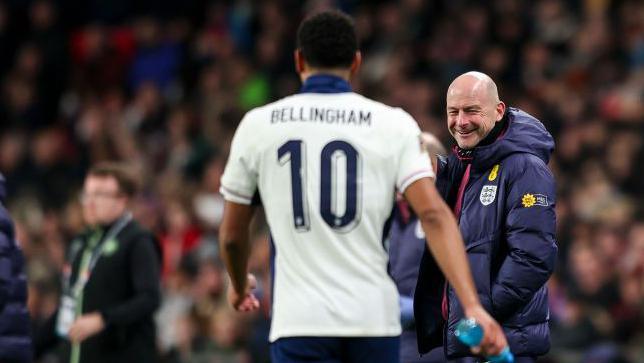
395 111 434 193
220 113 259 205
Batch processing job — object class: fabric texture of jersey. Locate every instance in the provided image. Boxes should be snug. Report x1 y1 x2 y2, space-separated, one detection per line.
221 75 433 342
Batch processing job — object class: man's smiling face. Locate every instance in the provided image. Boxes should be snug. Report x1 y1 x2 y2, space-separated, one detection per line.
446 73 504 149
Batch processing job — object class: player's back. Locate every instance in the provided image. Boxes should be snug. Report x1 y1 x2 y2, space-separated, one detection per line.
221 85 433 341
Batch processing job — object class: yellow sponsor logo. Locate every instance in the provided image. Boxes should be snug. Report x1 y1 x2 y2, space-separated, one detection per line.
522 193 536 208
488 164 500 181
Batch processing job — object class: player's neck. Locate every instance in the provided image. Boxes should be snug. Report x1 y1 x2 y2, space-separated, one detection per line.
300 69 351 82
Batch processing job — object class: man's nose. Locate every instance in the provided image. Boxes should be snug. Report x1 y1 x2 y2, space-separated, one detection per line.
456 110 468 127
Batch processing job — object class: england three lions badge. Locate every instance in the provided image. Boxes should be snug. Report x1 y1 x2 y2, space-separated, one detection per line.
480 185 497 206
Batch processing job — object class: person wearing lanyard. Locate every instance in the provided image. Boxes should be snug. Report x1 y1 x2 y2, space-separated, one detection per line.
35 162 162 363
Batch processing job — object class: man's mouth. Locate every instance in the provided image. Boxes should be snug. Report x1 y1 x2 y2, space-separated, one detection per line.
456 129 475 136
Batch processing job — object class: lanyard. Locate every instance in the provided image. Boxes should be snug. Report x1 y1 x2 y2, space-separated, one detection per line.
63 213 133 297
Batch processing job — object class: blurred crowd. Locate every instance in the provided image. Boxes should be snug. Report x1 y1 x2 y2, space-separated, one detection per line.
0 0 642 362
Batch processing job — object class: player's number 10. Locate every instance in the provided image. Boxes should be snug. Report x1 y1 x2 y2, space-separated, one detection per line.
278 140 361 233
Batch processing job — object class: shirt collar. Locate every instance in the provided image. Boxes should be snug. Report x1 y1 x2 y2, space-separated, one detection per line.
300 74 352 94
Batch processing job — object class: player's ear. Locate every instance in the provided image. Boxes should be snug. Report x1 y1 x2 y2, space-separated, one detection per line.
294 49 306 74
350 51 362 77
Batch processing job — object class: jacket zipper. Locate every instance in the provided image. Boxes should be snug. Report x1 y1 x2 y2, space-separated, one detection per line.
443 163 473 357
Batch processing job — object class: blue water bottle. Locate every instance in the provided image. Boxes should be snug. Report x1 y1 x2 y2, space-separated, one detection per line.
454 318 514 363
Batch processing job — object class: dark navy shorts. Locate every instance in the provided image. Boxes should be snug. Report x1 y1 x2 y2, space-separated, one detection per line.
270 336 400 363
401 330 442 362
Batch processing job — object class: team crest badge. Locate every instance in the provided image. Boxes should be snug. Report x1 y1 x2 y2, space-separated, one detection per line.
102 238 119 256
480 185 497 206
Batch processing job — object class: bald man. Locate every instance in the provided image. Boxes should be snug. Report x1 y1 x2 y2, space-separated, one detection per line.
414 72 558 362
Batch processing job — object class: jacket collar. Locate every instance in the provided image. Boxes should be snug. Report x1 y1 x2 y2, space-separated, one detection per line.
453 111 508 165
451 107 554 172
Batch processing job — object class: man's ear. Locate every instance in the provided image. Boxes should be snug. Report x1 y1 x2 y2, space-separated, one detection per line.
349 51 362 77
294 49 306 74
496 101 506 122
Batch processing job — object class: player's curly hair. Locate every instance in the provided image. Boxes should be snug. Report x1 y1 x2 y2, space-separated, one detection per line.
297 10 358 69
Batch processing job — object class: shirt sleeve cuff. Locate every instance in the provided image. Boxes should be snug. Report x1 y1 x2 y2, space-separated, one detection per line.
398 169 435 193
220 186 253 205
99 309 112 326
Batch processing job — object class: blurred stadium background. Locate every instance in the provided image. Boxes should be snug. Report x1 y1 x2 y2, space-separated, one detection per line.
0 0 642 362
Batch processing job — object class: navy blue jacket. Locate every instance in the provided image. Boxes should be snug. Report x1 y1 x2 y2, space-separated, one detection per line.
0 174 32 362
414 108 557 359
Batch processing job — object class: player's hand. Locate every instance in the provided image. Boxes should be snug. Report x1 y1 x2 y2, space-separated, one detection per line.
464 304 507 357
68 312 105 343
228 273 260 312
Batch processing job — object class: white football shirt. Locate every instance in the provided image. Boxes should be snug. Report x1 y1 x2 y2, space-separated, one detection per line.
220 90 434 341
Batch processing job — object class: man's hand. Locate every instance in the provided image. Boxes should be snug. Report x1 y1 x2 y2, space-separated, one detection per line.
227 273 260 312
68 312 105 343
464 304 508 357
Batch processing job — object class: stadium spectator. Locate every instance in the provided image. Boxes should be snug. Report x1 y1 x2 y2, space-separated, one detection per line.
35 162 162 363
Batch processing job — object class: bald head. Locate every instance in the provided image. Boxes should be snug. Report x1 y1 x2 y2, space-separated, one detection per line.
448 71 500 104
446 71 505 149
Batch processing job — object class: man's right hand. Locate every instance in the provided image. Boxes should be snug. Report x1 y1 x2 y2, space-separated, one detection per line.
227 273 260 312
464 304 508 357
